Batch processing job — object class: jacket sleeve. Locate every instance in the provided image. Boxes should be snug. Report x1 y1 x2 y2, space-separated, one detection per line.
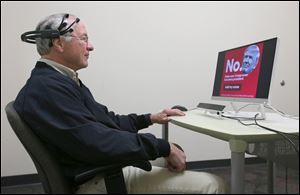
14 75 170 166
95 102 153 133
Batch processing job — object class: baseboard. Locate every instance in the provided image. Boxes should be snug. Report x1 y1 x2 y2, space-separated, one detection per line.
1 157 266 187
1 174 40 187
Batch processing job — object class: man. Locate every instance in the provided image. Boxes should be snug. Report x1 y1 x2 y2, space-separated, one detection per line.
15 13 226 193
241 44 260 74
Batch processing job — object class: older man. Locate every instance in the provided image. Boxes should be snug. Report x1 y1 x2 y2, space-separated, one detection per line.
15 13 227 193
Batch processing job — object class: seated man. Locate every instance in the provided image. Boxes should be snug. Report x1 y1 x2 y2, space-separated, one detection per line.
15 13 227 193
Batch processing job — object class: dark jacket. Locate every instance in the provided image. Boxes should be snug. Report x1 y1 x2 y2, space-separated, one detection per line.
14 61 170 178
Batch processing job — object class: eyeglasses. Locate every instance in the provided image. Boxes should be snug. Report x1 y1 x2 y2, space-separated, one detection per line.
63 34 89 44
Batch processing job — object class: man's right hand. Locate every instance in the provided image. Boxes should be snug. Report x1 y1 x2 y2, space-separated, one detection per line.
164 143 186 172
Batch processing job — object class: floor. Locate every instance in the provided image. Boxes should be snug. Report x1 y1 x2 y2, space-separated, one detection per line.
205 163 299 194
2 163 299 194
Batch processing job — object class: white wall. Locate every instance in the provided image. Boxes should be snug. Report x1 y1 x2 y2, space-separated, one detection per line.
1 1 299 177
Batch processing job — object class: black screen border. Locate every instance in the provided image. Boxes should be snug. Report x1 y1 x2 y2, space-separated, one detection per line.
212 37 278 102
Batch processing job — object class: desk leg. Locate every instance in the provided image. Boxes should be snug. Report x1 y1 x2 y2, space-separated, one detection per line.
162 123 169 141
267 141 275 194
231 151 245 193
267 160 275 193
161 123 169 167
229 140 247 194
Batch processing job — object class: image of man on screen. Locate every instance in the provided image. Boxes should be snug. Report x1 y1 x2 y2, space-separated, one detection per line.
241 44 260 74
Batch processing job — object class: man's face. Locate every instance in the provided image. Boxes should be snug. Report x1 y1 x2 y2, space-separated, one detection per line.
242 46 259 74
62 19 94 71
242 52 255 73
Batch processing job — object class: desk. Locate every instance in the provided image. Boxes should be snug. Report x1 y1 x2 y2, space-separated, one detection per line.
168 109 299 194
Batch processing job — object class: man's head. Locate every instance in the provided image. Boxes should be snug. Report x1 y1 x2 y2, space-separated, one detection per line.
35 13 94 71
241 44 260 74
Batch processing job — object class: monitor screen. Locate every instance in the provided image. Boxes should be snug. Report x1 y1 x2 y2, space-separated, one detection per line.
212 37 278 103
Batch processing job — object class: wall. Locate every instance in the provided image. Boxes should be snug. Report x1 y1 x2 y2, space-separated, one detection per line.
1 1 299 176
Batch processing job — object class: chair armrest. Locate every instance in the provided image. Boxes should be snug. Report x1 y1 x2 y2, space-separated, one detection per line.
74 160 151 184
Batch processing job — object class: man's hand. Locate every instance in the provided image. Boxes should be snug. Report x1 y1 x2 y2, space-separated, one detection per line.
165 143 186 172
150 108 185 124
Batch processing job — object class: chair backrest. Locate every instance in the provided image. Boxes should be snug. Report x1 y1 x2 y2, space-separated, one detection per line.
5 101 74 194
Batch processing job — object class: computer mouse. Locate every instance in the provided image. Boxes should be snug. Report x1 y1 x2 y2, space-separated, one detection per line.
172 105 188 112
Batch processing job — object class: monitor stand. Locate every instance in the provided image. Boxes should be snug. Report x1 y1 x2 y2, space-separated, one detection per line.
228 102 266 120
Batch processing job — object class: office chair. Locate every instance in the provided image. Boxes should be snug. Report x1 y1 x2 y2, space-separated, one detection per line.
5 101 152 194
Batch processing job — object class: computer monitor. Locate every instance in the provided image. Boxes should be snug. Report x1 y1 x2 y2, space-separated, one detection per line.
212 37 278 104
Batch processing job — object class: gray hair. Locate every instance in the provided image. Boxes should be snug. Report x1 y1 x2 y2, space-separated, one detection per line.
35 13 75 55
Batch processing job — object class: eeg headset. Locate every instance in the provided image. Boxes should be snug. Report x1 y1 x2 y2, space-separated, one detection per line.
21 14 80 46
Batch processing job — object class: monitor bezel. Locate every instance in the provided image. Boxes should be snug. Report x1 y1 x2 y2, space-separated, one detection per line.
211 37 278 104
